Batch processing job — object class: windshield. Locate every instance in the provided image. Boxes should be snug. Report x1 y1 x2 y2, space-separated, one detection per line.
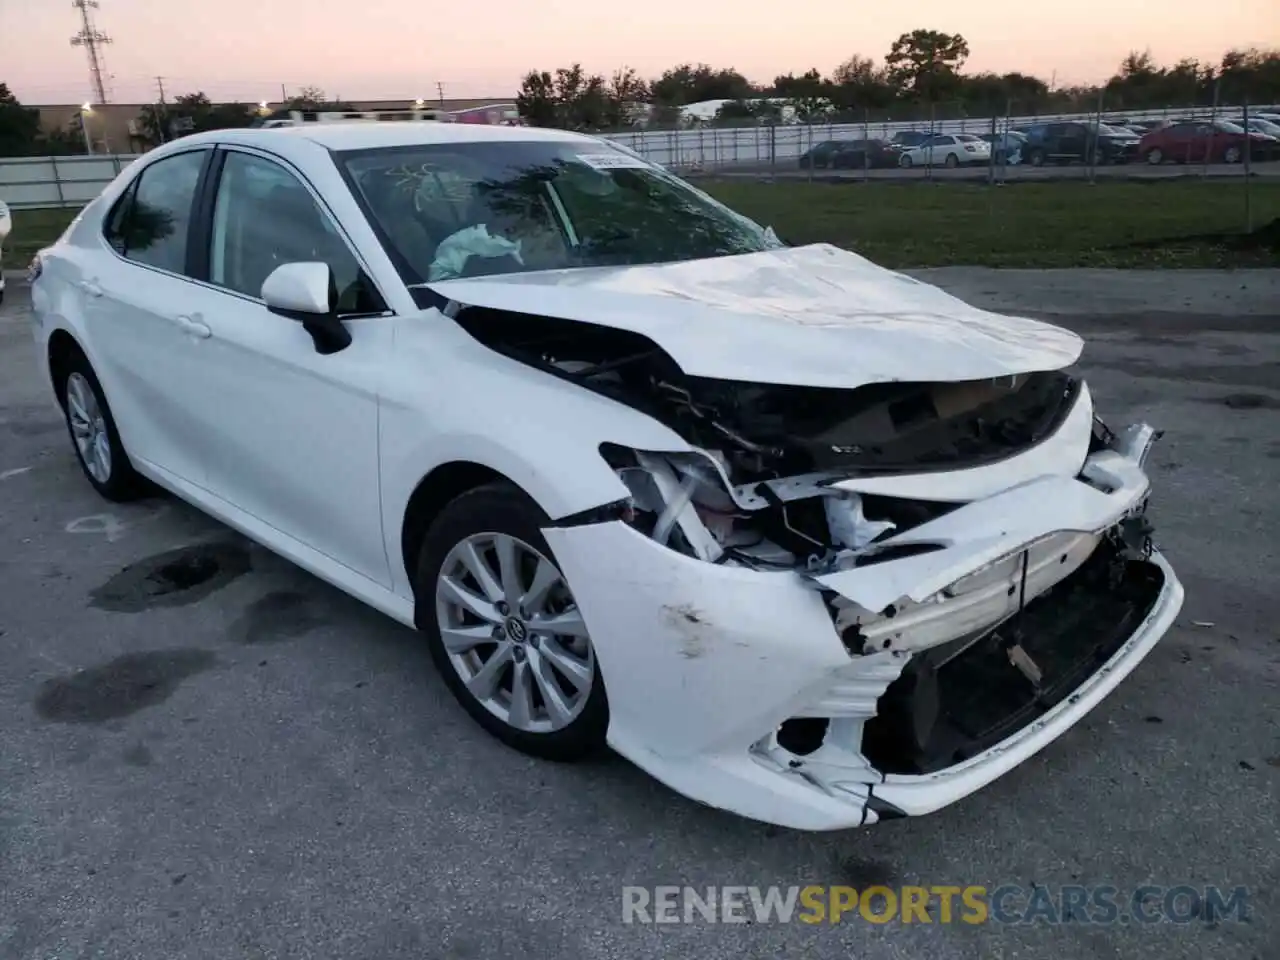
1214 119 1246 133
338 140 778 283
1094 124 1124 135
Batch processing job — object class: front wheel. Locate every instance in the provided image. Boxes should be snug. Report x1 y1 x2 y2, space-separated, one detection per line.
1223 146 1242 164
416 482 610 761
898 153 913 168
1028 148 1046 167
1145 148 1164 165
60 351 147 501
944 152 959 168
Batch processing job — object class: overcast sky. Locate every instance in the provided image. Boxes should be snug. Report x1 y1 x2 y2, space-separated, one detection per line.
3 0 1277 104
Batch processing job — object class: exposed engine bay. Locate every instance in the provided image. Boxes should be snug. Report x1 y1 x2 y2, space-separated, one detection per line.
452 306 1086 574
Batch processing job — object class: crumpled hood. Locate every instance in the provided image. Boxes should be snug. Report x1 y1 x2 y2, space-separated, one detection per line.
427 243 1083 389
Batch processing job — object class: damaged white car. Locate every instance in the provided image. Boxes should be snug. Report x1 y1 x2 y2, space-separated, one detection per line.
28 122 1183 830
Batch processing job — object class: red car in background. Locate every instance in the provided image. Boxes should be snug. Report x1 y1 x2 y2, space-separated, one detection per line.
1139 119 1277 164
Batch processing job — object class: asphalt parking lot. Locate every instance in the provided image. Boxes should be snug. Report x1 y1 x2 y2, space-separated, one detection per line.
2 273 1278 960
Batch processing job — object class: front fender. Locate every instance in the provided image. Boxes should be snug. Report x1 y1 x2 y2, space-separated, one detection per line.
379 312 693 598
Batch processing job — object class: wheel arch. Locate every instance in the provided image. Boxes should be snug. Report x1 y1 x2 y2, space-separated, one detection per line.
399 460 510 594
47 327 85 408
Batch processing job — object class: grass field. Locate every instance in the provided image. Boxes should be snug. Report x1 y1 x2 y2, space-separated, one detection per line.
4 179 1279 271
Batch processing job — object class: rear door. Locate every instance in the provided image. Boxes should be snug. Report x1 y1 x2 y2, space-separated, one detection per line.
85 147 215 485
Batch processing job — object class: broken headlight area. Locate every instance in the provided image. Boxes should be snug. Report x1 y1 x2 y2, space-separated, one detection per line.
597 442 956 573
769 535 1166 778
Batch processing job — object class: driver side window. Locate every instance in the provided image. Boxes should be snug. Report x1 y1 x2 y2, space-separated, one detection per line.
208 151 382 314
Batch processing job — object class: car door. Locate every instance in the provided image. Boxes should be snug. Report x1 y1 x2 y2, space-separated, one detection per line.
1057 124 1087 161
174 146 395 586
84 147 215 485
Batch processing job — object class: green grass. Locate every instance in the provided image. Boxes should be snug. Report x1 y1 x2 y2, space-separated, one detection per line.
701 179 1280 268
2 207 79 270
6 180 1280 271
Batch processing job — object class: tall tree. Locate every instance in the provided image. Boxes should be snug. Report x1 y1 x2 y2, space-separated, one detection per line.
0 83 42 157
884 30 970 101
285 86 355 111
651 64 754 105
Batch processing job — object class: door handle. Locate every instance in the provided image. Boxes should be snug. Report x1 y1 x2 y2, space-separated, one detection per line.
79 279 103 298
175 314 212 339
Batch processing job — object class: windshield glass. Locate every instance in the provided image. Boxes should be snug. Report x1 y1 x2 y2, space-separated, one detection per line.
1094 124 1124 135
338 140 779 283
1214 119 1246 133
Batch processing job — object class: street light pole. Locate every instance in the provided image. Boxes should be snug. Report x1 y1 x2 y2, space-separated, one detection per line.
80 103 94 154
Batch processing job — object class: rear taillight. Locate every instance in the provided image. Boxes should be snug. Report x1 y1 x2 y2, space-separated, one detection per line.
26 253 43 284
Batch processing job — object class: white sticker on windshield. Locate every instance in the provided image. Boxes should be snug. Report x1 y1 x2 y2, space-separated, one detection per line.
575 153 652 170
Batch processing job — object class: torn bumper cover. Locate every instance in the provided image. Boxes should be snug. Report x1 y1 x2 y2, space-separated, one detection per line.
541 430 1183 831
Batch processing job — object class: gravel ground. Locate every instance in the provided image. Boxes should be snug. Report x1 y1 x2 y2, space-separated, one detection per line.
1 272 1277 960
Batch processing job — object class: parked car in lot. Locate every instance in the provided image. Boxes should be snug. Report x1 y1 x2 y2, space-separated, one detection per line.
1240 117 1280 139
26 120 1184 831
897 133 992 168
1021 121 1142 166
978 131 1027 164
798 139 900 170
890 130 931 150
1139 119 1277 164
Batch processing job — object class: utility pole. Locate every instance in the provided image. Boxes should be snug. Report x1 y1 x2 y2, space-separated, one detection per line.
437 81 446 109
155 75 169 143
70 0 112 105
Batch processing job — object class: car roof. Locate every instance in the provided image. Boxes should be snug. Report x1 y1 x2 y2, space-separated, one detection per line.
177 121 601 153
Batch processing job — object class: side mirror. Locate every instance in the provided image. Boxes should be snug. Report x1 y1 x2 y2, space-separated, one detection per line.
261 261 352 355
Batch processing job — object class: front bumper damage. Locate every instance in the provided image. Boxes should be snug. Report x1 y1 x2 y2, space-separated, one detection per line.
541 418 1183 831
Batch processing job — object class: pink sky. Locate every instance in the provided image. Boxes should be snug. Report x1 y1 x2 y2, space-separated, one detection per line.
3 0 1277 104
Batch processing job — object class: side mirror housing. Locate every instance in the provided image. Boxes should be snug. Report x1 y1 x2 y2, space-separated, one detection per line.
261 261 352 355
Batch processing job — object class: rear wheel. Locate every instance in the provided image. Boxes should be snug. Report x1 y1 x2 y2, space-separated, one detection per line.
898 153 913 168
944 152 959 169
1224 146 1242 164
415 482 609 761
1145 147 1164 165
60 351 147 502
1028 148 1046 167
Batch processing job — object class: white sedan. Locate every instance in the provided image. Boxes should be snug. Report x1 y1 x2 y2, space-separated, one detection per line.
0 196 11 305
898 133 993 168
27 122 1183 831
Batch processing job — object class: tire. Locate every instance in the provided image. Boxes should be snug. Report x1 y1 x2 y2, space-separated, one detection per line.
1224 146 1242 164
898 153 913 168
60 349 147 502
1028 148 1046 167
944 152 959 168
1146 148 1164 165
415 481 609 762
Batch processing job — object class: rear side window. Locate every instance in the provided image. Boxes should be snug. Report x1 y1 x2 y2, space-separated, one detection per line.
104 150 206 274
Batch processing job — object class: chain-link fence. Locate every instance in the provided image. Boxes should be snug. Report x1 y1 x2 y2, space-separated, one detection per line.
599 99 1279 184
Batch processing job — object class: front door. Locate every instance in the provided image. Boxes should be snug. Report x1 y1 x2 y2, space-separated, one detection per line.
176 146 394 586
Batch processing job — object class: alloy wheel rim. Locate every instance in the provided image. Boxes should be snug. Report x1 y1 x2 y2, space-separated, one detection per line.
435 532 594 733
66 372 111 483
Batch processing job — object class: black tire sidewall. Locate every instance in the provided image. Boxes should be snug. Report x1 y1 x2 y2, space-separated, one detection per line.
414 481 610 761
62 351 145 502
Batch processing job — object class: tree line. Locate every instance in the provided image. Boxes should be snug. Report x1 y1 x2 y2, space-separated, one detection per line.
515 33 1280 130
0 85 353 157
3 38 1279 157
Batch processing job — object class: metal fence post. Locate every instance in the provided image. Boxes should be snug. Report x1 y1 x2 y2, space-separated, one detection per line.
49 155 67 207
862 108 871 183
1203 79 1220 177
1243 98 1252 232
988 111 997 186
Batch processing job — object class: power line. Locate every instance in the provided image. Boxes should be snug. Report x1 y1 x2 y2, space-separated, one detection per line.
70 0 113 104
